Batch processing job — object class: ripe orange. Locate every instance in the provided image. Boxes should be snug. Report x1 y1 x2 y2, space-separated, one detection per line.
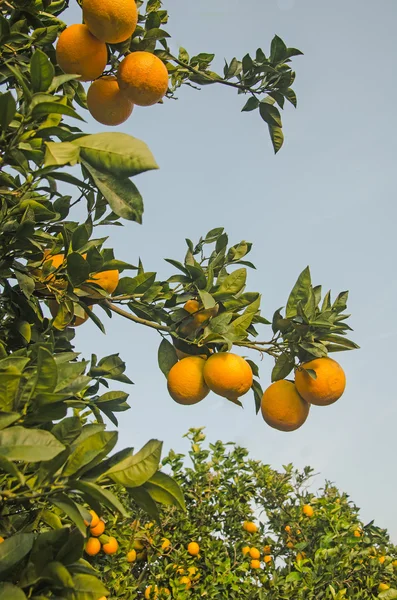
145 585 159 599
249 547 260 559
187 541 200 556
184 299 200 314
261 380 310 432
379 556 386 565
302 504 314 518
295 357 346 406
127 549 137 562
83 0 138 44
179 576 191 589
118 51 169 106
203 352 253 401
242 546 250 555
85 537 101 556
285 525 291 533
167 356 209 405
353 530 361 538
87 76 134 126
378 583 390 591
87 269 119 295
392 560 397 567
103 536 119 555
84 509 100 527
56 24 108 82
161 538 171 552
286 541 294 549
90 519 105 536
264 555 272 565
250 559 261 569
0 536 4 543
243 521 258 533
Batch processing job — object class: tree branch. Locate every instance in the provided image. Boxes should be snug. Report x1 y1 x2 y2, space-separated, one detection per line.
104 300 170 332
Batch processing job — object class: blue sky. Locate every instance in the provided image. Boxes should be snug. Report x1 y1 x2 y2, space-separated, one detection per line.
65 0 397 540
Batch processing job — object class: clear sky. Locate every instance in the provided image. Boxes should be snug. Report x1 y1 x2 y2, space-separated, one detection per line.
65 0 397 540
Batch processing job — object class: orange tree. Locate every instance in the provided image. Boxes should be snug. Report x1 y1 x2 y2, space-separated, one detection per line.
0 0 360 598
95 429 397 599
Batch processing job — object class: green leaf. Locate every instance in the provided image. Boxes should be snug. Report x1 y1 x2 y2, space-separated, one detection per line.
64 573 108 600
42 561 74 589
0 583 27 600
198 290 216 309
232 296 261 331
286 267 312 318
107 439 162 487
0 533 34 575
63 431 117 477
0 426 65 462
72 132 158 178
268 124 284 154
35 347 57 394
0 368 22 411
214 268 247 300
82 161 143 223
67 252 91 287
128 487 160 523
0 454 25 485
270 35 288 63
15 270 35 299
51 494 87 538
44 141 80 167
0 91 16 131
71 479 128 517
241 97 259 112
30 49 54 93
259 102 282 127
251 379 263 414
271 353 295 382
32 101 84 121
379 591 397 600
286 571 302 582
158 339 178 378
0 411 20 430
143 471 185 510
115 272 156 295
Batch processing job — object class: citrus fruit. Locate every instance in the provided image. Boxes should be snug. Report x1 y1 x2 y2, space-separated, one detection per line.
285 525 291 533
249 547 260 559
353 530 361 538
263 545 271 555
127 549 137 562
242 546 250 555
203 352 253 400
87 76 134 126
295 357 346 406
187 541 200 556
84 509 100 527
250 559 261 569
87 269 119 295
261 380 310 432
167 356 209 405
103 536 118 554
85 537 101 556
161 538 171 552
287 541 294 549
296 552 306 561
243 521 258 533
379 556 386 564
83 0 138 44
0 536 4 543
264 555 272 565
179 576 191 589
302 504 314 517
90 519 105 536
378 583 390 591
56 24 108 82
184 299 200 313
117 51 169 106
145 585 159 599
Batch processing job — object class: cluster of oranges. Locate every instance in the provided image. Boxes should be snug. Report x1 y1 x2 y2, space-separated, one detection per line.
55 0 169 126
241 521 272 570
261 356 346 432
84 510 119 556
34 250 119 326
143 542 200 598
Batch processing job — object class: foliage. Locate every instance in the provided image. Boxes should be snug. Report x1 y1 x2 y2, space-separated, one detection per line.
97 429 397 599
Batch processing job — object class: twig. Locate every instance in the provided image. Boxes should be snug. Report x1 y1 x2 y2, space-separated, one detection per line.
104 300 170 332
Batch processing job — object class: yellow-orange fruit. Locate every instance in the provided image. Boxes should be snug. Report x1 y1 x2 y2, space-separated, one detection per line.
167 356 209 405
85 537 101 556
145 585 158 599
127 549 137 562
285 525 291 533
353 530 361 538
179 576 191 590
378 583 390 591
242 546 250 555
0 536 5 543
161 538 171 552
90 519 105 536
287 541 294 549
379 556 386 564
302 504 314 518
87 76 134 126
103 536 118 555
249 548 260 560
203 352 253 401
117 51 169 106
184 299 200 314
250 559 261 569
56 24 108 82
87 269 119 295
261 380 310 432
84 509 100 527
263 545 271 555
243 521 258 533
295 357 346 406
264 555 272 565
187 541 200 556
83 0 138 44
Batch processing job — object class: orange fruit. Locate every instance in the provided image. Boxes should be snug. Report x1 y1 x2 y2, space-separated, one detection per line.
184 299 200 314
167 356 209 405
261 380 310 432
187 541 200 556
296 552 306 561
87 76 134 126
103 536 118 555
87 269 119 295
250 559 261 569
56 24 108 82
379 556 386 565
295 357 346 406
353 530 361 538
264 555 272 565
90 519 105 536
286 541 294 549
249 547 260 560
203 352 253 401
242 546 250 555
243 521 258 533
85 537 101 556
84 509 100 527
145 585 159 599
378 583 390 591
83 0 138 44
161 538 171 552
285 525 291 533
302 505 314 518
263 545 271 555
0 536 4 543
127 549 137 562
179 576 191 589
392 560 397 567
117 51 169 106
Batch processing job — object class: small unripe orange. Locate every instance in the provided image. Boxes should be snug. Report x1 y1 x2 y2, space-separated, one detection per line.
127 549 137 563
